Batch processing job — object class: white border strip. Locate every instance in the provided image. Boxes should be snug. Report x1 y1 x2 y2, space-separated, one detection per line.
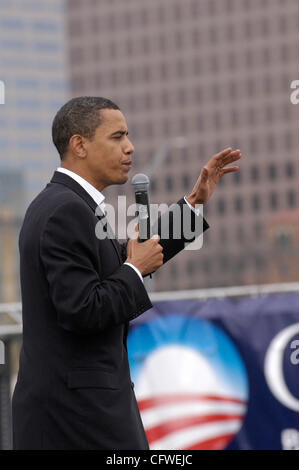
149 282 299 302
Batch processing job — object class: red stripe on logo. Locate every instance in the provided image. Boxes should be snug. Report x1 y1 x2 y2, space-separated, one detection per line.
146 414 242 444
138 394 246 411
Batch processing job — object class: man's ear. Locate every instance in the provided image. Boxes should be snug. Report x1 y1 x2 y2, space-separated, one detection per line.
69 134 87 159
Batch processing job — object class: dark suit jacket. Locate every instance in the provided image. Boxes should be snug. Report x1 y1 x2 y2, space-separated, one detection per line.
12 171 209 450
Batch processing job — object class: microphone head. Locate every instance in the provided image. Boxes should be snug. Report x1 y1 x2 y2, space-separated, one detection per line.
131 173 150 193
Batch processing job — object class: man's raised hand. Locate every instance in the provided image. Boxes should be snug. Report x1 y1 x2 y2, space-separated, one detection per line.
186 147 242 206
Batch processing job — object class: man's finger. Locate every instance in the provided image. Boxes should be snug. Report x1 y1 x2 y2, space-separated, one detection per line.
222 150 242 166
131 224 139 240
201 167 209 182
221 166 239 174
151 234 160 241
215 147 232 160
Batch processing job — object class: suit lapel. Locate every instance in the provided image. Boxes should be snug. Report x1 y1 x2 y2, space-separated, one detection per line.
50 171 123 265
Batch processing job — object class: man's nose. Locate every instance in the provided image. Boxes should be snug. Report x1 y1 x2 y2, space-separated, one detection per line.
125 138 134 155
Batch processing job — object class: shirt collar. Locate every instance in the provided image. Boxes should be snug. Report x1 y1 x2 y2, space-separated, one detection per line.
56 167 105 210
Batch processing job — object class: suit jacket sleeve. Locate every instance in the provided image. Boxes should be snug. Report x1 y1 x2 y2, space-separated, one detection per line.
120 197 209 267
156 197 209 264
40 201 152 334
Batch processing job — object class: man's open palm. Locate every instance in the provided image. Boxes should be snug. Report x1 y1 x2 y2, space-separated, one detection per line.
186 147 242 206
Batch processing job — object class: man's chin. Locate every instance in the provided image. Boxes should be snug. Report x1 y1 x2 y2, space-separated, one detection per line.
119 174 129 184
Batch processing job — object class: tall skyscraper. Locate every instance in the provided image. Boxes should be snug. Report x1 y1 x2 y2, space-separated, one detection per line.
66 0 299 291
0 0 69 204
0 0 69 301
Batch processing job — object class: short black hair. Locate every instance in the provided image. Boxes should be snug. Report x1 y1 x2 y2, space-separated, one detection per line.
52 96 120 160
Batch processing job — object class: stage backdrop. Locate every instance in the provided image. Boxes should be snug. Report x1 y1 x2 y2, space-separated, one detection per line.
127 292 299 450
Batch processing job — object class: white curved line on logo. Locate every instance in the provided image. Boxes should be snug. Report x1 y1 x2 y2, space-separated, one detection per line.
264 322 299 412
149 419 241 450
141 401 246 428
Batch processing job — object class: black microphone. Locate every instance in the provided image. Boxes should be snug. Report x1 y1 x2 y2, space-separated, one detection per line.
131 173 151 242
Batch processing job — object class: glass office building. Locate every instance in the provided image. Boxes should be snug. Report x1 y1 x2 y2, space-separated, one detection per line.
0 0 69 203
0 0 69 301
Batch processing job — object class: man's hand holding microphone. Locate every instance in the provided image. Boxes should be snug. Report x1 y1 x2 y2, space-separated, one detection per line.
125 225 164 276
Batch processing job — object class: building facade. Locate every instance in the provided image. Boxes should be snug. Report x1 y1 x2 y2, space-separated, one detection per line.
0 0 68 203
0 0 69 301
66 0 299 291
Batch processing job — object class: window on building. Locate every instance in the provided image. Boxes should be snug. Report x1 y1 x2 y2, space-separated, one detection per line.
265 105 274 123
182 174 190 190
150 179 157 194
287 190 296 208
247 108 256 125
217 199 226 215
251 166 259 182
175 31 183 49
285 133 293 150
233 171 241 185
279 16 287 34
213 112 222 130
231 109 239 126
252 194 261 212
161 90 169 106
244 21 253 39
202 258 212 275
262 48 271 65
226 23 236 42
192 30 201 46
268 164 277 180
267 134 276 152
171 263 177 279
71 76 85 91
220 227 227 243
254 221 263 239
226 0 235 12
269 191 279 210
162 119 170 136
236 225 245 243
246 77 255 97
209 26 219 44
165 175 173 191
70 47 84 65
236 257 246 273
186 260 195 275
281 44 289 62
286 162 295 178
255 255 266 271
234 196 243 213
261 17 269 36
220 255 229 272
249 136 258 154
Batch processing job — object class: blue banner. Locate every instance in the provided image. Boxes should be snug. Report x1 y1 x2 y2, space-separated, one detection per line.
127 293 299 450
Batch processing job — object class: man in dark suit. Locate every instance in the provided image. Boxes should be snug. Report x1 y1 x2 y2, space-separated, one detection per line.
12 97 241 449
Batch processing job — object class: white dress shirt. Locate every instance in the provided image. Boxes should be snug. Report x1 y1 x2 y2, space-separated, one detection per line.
56 167 144 283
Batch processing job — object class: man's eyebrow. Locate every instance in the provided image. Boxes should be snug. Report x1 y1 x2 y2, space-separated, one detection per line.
110 129 129 137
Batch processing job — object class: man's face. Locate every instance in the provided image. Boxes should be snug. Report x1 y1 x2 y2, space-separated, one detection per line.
84 108 134 190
